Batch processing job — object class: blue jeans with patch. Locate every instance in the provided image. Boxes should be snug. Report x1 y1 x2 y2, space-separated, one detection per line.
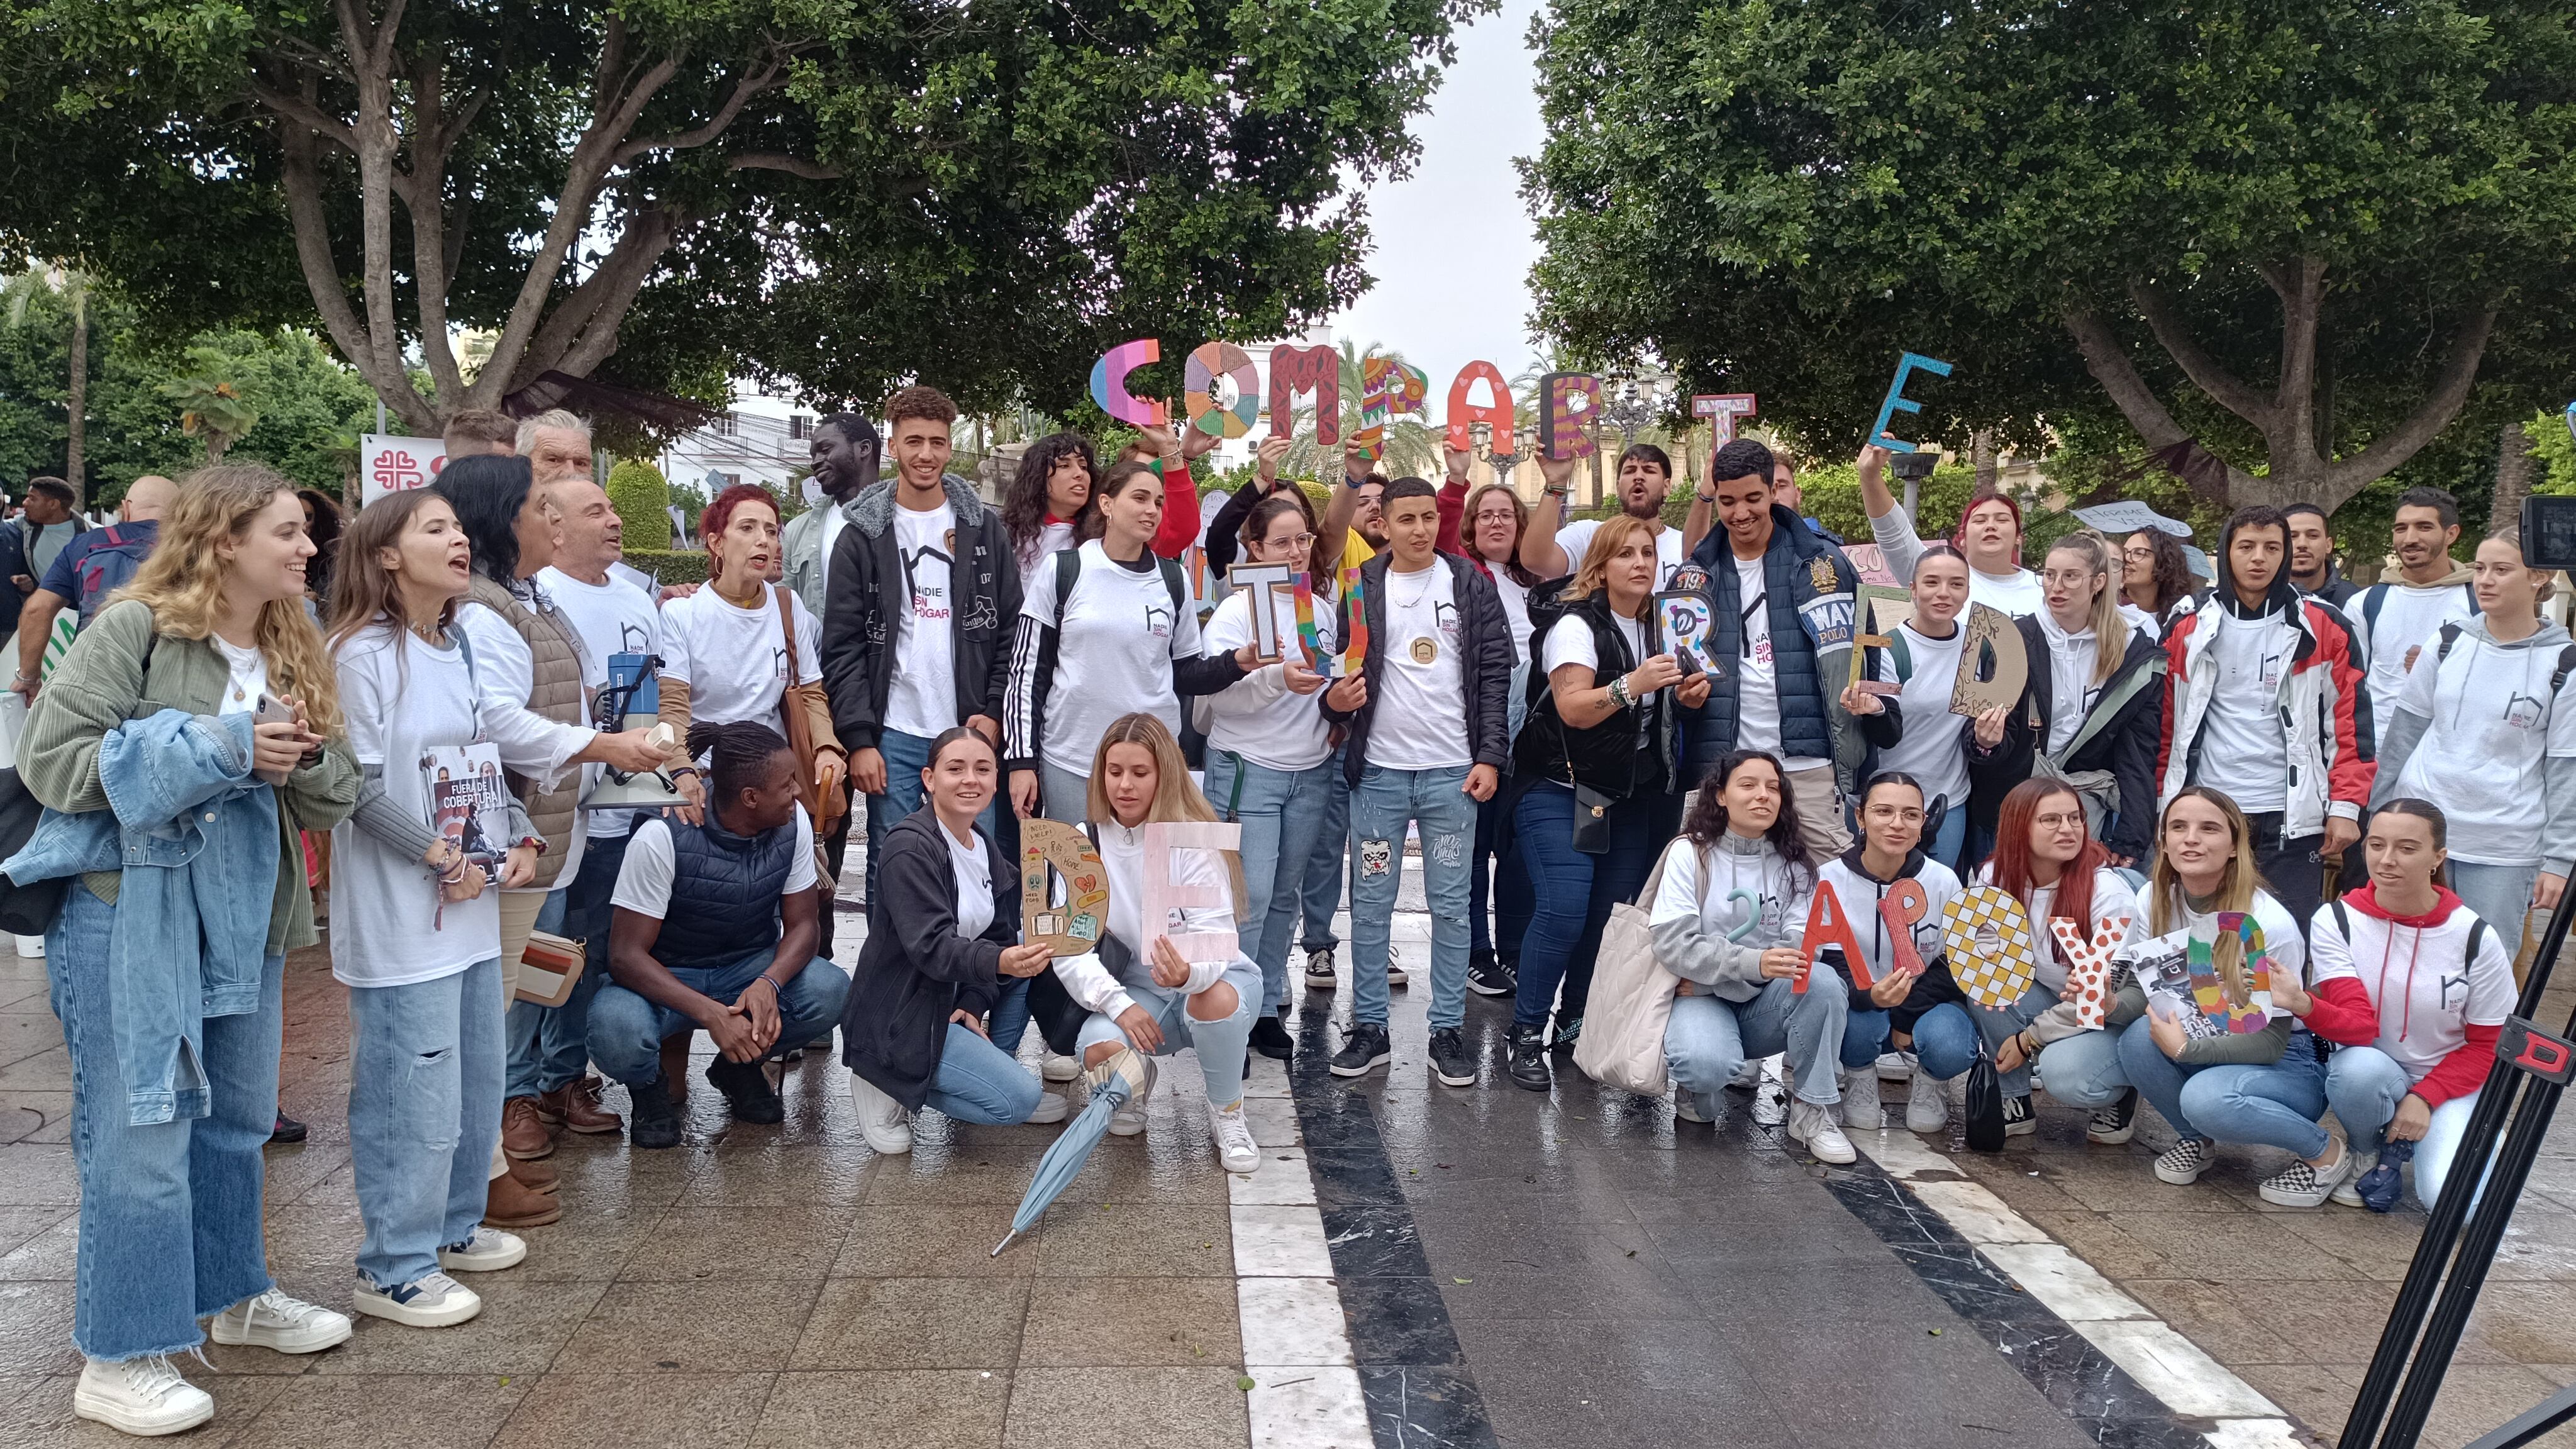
49 884 284 1359
1349 763 1477 1030
1205 749 1337 1018
587 947 852 1085
348 956 504 1291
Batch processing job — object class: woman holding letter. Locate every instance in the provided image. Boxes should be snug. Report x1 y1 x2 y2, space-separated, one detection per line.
1840 543 1979 872
1812 773 1962 1130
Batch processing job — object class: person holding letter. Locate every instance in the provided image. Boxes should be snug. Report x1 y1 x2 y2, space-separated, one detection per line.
1841 541 1980 870
1520 446 1686 587
1812 774 1963 1130
1853 445 2043 617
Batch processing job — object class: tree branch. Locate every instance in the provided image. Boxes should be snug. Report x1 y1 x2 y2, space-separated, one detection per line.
246 83 358 154
2319 307 2497 508
548 206 687 380
402 55 464 404
611 57 786 167
280 118 431 431
2061 303 2256 501
2126 280 2276 430
508 200 682 386
730 152 842 180
2262 256 2326 469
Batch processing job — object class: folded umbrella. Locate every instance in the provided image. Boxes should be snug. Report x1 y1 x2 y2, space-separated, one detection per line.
2355 1137 2415 1213
993 1045 1152 1256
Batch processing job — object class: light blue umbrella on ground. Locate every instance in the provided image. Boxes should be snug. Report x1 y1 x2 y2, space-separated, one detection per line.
992 1045 1153 1256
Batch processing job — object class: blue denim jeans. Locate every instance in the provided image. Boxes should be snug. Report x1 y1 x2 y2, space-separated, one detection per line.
504 828 630 1098
1470 791 1532 966
1206 749 1337 1018
2328 1045 2485 1208
1927 805 1968 877
1911 981 2060 1097
587 948 853 1085
1298 748 1352 955
867 727 1002 910
1843 1006 1891 1070
924 1021 1046 1123
1075 959 1262 1106
2117 1017 2329 1155
348 956 505 1290
1663 978 1848 1112
988 976 1034 1056
1511 781 1658 1033
1349 764 1477 1030
1910 989 2131 1109
50 884 282 1359
2446 860 2537 946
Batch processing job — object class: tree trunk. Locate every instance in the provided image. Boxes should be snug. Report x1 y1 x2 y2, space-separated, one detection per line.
1972 428 1997 493
2493 419 2536 534
64 292 85 502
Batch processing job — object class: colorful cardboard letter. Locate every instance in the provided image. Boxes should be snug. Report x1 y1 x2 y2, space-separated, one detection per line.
1340 568 1369 674
1446 362 1516 452
1140 821 1244 963
1184 341 1261 439
1225 562 1297 662
1798 880 1868 992
1941 886 2039 1008
1879 879 1929 978
1948 603 2028 718
1352 355 1430 460
1692 393 1759 444
1021 818 1110 957
1869 352 1954 453
1294 573 1323 667
1269 344 1340 445
1541 372 1602 460
1657 589 1714 677
1089 339 1165 427
2050 913 2132 1030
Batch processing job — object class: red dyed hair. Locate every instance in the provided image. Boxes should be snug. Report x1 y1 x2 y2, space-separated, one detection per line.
701 483 781 575
1953 489 2024 565
1985 777 2106 933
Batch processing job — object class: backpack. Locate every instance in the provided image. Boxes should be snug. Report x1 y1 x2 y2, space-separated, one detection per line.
70 524 155 625
2360 580 2475 653
2430 621 2576 701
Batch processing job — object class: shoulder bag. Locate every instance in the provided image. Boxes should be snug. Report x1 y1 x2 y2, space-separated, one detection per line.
770 584 847 835
1572 836 1691 1097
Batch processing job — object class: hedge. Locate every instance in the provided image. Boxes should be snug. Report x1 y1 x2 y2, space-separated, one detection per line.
621 549 708 586
606 458 673 551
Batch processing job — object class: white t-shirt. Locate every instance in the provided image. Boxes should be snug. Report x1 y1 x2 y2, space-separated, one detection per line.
1726 555 1830 772
1491 569 1533 667
2391 625 2576 866
2196 609 2292 811
2118 601 2159 642
2309 898 2517 1081
1972 567 2045 618
660 583 824 727
1367 558 1471 770
613 805 818 918
947 821 995 941
1021 541 1208 774
1556 519 1685 590
1977 863 2140 994
536 565 663 840
328 625 498 987
1202 584 1333 772
2036 611 2101 758
1545 612 1656 752
1874 621 1971 810
2360 579 2476 711
1017 521 1077 591
455 594 592 887
209 634 268 717
886 502 961 738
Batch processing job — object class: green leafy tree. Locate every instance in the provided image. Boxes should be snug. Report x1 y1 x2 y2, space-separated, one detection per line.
1525 0 2576 510
4 0 1484 430
1 265 93 497
607 459 674 552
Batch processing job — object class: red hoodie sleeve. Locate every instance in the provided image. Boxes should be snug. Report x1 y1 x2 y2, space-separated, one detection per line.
2156 619 2189 791
1150 458 1203 560
2411 1022 2500 1108
2301 977 2382 1047
2311 602 2377 813
1436 476 1468 557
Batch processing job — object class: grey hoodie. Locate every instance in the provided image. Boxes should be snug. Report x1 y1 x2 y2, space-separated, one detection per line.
2373 610 2576 874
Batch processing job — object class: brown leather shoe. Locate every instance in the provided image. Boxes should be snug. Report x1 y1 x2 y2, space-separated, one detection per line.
661 1036 691 1105
501 1095 556 1160
506 1150 558 1192
545 1077 623 1135
485 1168 560 1228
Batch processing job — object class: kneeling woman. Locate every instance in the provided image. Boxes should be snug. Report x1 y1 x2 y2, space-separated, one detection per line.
1052 714 1263 1174
1814 773 1963 1131
1652 751 1854 1164
844 728 1059 1153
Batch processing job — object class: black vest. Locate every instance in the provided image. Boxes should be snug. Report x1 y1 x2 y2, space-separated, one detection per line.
1511 591 1670 800
653 812 800 972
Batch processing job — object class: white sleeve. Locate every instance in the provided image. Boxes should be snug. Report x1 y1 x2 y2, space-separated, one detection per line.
2548 658 2576 758
1871 508 1928 587
1556 519 1598 573
2092 869 2140 936
1542 616 1599 676
2259 896 2309 985
2466 924 2519 1024
1171 847 1240 991
336 649 387 767
1648 842 1704 928
458 603 596 783
658 602 696 685
2306 903 2358 984
784 806 818 892
611 819 677 918
1205 596 1289 707
1019 551 1062 625
2395 635 2443 720
1048 951 1135 1023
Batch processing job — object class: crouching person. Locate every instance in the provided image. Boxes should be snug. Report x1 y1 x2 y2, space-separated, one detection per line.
588 721 852 1146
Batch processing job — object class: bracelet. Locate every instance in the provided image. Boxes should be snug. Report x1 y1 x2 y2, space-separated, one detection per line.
1544 485 1571 499
1607 675 1633 710
747 977 781 1001
1696 492 1716 504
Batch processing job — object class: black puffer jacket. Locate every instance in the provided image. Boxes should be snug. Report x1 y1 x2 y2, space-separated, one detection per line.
840 811 1014 1111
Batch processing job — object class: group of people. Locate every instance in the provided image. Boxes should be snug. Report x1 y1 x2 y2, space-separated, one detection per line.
11 389 2545 1439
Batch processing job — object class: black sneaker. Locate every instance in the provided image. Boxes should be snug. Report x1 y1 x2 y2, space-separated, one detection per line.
1428 1028 1475 1087
1328 1023 1392 1077
1251 1014 1296 1061
1467 953 1516 997
627 1076 682 1149
2087 1087 2139 1145
706 1058 786 1125
2002 1092 2036 1136
1507 1025 1553 1092
1551 1015 1584 1053
1305 947 1338 991
268 1112 307 1145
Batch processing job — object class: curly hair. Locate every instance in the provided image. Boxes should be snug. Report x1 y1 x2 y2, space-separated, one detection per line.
1680 750 1816 890
1002 431 1099 564
2130 528 2196 618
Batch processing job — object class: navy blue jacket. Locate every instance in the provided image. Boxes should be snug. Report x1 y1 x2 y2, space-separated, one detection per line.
1682 504 1867 791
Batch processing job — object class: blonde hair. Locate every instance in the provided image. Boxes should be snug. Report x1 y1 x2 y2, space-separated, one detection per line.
1085 713 1246 914
1559 513 1658 618
2484 529 2557 605
2145 786 2268 1003
2046 532 2131 687
113 464 341 738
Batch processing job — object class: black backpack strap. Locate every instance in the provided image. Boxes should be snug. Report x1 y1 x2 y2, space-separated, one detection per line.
2554 645 2576 699
1052 547 1082 626
2332 899 2350 946
1159 556 1187 616
2362 584 2387 640
2435 619 2464 665
2464 917 2487 969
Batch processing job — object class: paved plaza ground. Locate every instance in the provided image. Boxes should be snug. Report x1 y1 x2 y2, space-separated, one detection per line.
0 863 2571 1448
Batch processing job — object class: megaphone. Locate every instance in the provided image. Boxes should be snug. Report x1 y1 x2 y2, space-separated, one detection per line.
581 638 689 811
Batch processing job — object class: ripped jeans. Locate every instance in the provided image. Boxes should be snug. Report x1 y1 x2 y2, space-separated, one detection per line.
1348 763 1476 1031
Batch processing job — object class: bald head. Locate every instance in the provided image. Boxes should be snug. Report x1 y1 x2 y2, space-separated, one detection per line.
120 475 177 523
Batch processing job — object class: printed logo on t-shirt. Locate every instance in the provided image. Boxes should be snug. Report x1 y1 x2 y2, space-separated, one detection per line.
901 542 953 626
1143 602 1174 638
1433 599 1460 645
2506 692 2546 730
772 646 790 681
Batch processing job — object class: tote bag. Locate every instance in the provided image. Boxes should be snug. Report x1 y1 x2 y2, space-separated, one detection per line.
1573 838 1691 1098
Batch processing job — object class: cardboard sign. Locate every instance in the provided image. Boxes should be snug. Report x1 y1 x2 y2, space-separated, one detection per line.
1021 819 1109 957
1657 590 1714 676
1140 821 1244 963
2190 911 2275 1033
360 433 451 506
1798 880 1868 993
1869 351 1954 453
1089 338 1165 427
2051 912 2132 1030
1941 885 2039 1008
2070 500 2191 538
1294 572 1324 667
1879 878 1930 979
1541 372 1601 461
1352 355 1430 462
1948 603 2028 718
1692 393 1758 444
1843 542 1903 589
1269 344 1340 445
1446 362 1515 452
1340 567 1369 673
1225 562 1298 662
1184 341 1261 439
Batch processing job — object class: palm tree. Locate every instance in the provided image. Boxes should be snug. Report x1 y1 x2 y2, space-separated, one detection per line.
163 347 262 462
2 264 95 501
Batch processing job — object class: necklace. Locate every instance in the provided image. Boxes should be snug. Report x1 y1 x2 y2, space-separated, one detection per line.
408 616 447 647
714 579 764 610
1389 564 1440 612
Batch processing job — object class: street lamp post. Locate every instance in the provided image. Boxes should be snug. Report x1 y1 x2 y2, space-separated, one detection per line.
1600 371 1677 506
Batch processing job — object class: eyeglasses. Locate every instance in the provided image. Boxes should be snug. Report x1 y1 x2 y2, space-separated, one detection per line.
1267 533 1316 550
2041 569 2098 587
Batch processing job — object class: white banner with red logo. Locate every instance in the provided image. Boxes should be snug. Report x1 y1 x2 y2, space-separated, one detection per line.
360 434 449 506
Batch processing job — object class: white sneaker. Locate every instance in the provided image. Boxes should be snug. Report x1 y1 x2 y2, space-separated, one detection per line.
208 1287 352 1353
1787 1098 1857 1165
1876 1049 1916 1082
1109 1056 1157 1138
2154 1138 2212 1186
437 1226 526 1274
1387 957 1409 987
1209 1099 1259 1174
1752 1057 1789 1127
74 1355 213 1436
848 1071 914 1155
1041 1053 1080 1084
1841 1067 1882 1131
1024 1091 1070 1125
1906 1063 1948 1133
2259 1143 2359 1208
2331 1175 2366 1209
350 1270 482 1328
1674 1093 1711 1124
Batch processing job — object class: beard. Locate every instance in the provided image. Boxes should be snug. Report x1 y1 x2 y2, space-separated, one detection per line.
1621 494 1664 521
